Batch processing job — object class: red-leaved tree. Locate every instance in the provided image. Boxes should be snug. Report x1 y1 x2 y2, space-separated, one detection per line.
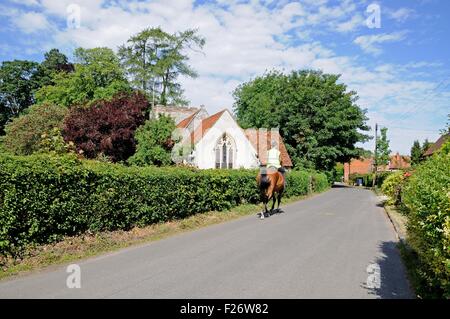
63 91 148 162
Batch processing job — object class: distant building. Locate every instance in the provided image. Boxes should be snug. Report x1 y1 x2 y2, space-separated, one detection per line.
153 106 293 169
423 133 449 157
343 153 411 182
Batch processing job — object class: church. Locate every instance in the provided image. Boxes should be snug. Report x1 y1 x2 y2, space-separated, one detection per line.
152 106 293 169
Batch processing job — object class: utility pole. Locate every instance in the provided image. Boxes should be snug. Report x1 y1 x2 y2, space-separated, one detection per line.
372 123 378 188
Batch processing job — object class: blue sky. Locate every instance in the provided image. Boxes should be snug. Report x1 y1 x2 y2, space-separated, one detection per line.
0 0 449 154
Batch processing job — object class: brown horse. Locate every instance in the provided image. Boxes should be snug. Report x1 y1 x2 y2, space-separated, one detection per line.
256 168 285 219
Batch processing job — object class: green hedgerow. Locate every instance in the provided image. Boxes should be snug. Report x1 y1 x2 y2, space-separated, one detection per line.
401 145 450 298
0 153 328 256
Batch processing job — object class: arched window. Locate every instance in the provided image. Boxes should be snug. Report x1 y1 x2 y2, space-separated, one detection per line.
214 133 235 169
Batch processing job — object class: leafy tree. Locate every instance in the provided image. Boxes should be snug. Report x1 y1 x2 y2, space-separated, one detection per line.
421 138 432 158
62 92 148 162
374 127 391 168
36 47 130 107
128 114 176 166
33 49 74 88
2 104 68 155
358 148 373 158
0 101 7 134
410 140 422 166
118 27 205 105
0 60 39 131
233 70 370 171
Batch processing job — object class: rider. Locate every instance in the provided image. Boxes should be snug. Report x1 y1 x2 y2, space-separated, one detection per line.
267 140 286 182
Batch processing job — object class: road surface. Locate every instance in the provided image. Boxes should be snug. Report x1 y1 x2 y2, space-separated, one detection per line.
0 185 413 298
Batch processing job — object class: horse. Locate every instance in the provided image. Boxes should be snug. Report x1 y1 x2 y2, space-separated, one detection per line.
256 167 285 219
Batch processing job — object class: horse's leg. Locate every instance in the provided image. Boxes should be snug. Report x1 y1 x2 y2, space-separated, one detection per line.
277 192 283 213
270 195 276 214
260 195 267 219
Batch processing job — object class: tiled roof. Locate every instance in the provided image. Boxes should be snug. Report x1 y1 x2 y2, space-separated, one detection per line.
176 110 199 129
424 133 449 156
244 129 293 167
388 153 411 170
189 110 226 145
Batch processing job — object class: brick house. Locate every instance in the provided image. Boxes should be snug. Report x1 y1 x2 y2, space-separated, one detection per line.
343 153 411 182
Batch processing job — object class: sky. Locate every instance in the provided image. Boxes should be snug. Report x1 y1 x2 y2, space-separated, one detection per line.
0 0 449 155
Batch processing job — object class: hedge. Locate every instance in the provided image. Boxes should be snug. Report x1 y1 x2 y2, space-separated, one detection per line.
401 150 450 298
381 171 407 206
0 154 328 256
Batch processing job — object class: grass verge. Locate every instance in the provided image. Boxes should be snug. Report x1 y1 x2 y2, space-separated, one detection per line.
0 191 326 281
397 241 426 299
373 188 419 298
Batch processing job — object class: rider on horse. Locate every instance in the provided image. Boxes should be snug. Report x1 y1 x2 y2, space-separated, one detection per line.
257 140 286 219
267 140 286 184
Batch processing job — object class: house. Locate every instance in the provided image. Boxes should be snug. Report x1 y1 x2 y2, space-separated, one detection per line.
387 153 411 170
343 158 373 182
423 133 449 157
343 153 411 182
153 106 293 169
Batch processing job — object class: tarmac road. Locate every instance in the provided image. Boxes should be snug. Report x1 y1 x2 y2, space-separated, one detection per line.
0 185 413 298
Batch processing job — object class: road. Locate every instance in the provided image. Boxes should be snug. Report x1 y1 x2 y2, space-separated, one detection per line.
0 185 413 298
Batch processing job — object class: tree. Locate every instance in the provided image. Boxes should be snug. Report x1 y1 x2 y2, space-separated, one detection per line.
2 103 68 155
118 27 205 106
411 140 422 166
0 60 39 132
128 114 176 166
35 47 130 107
374 127 391 168
421 138 432 159
33 49 74 89
0 101 7 134
233 70 370 171
62 92 148 162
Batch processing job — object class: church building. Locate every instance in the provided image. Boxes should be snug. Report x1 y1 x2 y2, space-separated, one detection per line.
152 106 293 169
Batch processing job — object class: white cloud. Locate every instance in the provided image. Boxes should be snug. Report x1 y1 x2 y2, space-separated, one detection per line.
11 11 51 34
2 0 447 155
8 0 40 6
335 14 364 33
354 31 407 55
388 7 414 23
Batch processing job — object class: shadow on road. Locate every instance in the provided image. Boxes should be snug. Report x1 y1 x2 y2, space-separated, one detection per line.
363 241 414 299
331 182 350 188
257 208 285 219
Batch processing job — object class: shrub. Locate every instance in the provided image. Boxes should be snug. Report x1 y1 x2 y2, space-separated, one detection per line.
62 91 148 162
0 154 329 256
3 104 68 155
128 114 176 166
381 171 406 206
38 127 76 155
401 148 450 298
